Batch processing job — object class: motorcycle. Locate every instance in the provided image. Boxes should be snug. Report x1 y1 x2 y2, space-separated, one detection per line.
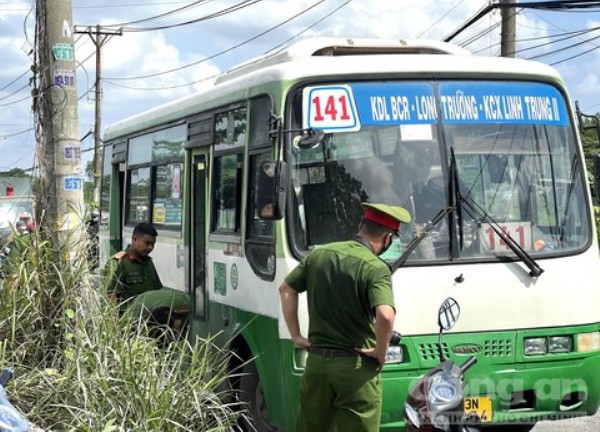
0 368 29 432
403 297 480 432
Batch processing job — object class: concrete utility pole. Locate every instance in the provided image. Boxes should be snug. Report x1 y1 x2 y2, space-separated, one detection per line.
35 0 84 248
500 0 517 57
74 26 122 206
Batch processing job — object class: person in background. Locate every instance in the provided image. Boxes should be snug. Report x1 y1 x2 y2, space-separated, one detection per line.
279 202 411 432
103 223 162 306
1 221 33 288
19 212 34 233
103 222 190 339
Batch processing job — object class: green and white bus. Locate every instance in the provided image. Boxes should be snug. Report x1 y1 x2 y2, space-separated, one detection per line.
100 37 600 431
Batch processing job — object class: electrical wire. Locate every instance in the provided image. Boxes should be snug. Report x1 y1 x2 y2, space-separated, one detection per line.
0 83 30 104
82 0 217 28
0 70 29 93
108 0 265 32
517 26 600 55
469 23 600 55
0 128 34 140
104 0 329 81
264 0 352 53
445 0 600 68
104 0 351 88
550 44 600 65
444 0 600 42
458 19 502 49
525 31 600 60
418 0 467 39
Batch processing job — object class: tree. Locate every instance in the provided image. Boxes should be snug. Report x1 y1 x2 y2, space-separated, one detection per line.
579 115 599 175
0 168 30 177
84 160 94 206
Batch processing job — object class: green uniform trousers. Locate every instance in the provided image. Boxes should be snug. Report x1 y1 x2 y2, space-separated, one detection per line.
296 353 382 432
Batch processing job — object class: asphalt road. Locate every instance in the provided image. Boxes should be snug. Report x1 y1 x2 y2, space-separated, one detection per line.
530 408 600 431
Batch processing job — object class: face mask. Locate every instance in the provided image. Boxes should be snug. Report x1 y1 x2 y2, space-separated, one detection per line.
378 234 393 256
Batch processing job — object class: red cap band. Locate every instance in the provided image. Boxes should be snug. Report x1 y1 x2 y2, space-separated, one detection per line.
363 208 400 231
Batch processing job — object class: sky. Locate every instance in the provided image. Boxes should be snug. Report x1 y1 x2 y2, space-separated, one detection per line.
1 0 600 175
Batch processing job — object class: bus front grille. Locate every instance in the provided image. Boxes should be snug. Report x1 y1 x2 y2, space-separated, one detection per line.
484 338 513 357
418 343 450 361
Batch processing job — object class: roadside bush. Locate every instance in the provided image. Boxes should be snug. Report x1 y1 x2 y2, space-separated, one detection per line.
0 228 243 431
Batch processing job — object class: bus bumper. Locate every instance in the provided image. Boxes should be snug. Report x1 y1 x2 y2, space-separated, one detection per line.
379 353 600 430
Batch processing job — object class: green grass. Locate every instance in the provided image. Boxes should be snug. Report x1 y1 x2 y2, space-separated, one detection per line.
0 228 245 431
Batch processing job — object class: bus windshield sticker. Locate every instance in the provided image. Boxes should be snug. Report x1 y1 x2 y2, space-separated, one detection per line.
303 84 361 133
399 124 433 141
303 81 568 132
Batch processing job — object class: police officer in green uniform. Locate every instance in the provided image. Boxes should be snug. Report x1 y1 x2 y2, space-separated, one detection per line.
279 202 411 432
104 223 162 306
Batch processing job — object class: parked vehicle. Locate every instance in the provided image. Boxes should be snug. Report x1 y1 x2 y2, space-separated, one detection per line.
404 298 479 432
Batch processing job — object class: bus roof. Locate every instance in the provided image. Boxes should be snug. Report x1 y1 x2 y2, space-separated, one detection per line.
104 37 566 141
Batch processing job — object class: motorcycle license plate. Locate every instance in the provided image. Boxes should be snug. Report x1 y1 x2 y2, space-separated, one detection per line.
464 396 492 422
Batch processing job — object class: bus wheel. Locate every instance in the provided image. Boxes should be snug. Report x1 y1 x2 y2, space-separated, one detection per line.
239 360 278 432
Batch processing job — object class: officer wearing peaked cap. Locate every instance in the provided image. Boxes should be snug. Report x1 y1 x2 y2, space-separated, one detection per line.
279 202 410 432
103 223 163 306
104 223 192 342
360 202 411 232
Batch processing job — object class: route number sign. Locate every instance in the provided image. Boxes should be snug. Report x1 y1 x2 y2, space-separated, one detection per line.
303 85 360 132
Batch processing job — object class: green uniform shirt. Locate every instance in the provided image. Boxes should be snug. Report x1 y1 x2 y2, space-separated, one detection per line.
126 288 191 319
285 239 394 350
104 246 162 301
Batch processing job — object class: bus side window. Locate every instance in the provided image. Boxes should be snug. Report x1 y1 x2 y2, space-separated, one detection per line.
212 153 243 233
245 95 276 281
247 151 276 281
126 167 151 224
211 106 246 234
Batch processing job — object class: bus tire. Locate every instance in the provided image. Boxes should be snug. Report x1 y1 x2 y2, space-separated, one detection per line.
239 360 278 432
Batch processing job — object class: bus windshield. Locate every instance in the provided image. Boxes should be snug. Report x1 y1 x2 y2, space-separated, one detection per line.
288 80 589 264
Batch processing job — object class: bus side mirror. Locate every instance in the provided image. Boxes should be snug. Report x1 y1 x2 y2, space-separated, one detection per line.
594 154 600 205
256 161 289 220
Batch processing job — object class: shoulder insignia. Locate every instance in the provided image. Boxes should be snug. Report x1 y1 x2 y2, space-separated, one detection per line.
112 251 127 260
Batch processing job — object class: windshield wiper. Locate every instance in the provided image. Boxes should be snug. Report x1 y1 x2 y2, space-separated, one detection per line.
450 149 544 278
390 151 544 278
390 207 454 273
559 155 580 242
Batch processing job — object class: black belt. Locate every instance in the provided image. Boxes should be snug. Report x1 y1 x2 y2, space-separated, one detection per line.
309 346 361 359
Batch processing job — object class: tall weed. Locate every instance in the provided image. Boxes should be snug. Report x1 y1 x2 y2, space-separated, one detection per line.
0 228 243 431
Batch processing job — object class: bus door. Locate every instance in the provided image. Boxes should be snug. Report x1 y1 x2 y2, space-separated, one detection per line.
191 151 209 328
107 140 127 255
117 167 125 248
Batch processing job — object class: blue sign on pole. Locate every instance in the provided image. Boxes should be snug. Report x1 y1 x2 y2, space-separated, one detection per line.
64 176 82 191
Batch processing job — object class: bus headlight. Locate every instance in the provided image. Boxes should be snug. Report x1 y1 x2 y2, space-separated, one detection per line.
524 337 547 356
385 345 404 364
548 336 572 353
577 332 600 353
